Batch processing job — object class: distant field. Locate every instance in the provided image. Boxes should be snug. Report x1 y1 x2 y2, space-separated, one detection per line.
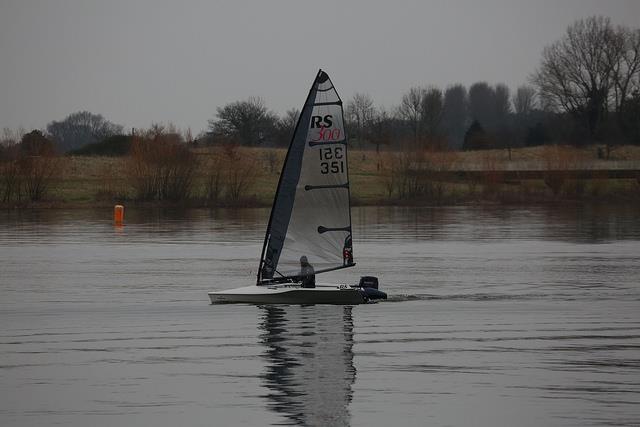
6 144 640 208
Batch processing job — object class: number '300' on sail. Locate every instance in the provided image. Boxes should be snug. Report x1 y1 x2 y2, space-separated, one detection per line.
258 70 354 284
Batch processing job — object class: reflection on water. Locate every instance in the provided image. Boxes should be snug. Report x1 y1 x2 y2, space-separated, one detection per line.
355 204 640 243
2 203 640 245
260 305 355 426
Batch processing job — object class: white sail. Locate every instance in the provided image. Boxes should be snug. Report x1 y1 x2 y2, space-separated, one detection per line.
259 70 354 282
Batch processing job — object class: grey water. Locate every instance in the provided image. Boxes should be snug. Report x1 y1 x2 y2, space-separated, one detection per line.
1 205 639 427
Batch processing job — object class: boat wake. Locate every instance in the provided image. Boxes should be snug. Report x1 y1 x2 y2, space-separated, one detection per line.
384 292 579 302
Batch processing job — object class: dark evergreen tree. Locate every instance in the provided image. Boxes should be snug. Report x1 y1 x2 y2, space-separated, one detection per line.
463 120 488 150
619 90 640 145
525 122 550 147
468 82 496 130
442 84 468 149
69 134 132 156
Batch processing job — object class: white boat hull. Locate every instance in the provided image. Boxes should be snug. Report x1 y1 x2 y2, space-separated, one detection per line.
208 283 366 305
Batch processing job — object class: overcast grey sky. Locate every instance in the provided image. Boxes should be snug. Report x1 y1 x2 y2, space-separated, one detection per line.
1 0 638 135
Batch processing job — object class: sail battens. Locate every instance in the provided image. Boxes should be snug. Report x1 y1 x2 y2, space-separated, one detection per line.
313 101 342 106
309 264 356 275
304 183 349 191
258 70 354 282
308 139 347 147
317 226 352 234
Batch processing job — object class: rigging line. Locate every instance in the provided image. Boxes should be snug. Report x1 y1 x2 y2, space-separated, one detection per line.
266 263 357 282
272 268 288 280
262 257 288 280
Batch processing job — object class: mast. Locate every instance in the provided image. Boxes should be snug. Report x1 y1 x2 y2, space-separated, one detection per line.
257 70 354 285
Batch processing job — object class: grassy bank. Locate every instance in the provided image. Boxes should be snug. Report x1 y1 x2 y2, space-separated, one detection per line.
2 145 640 209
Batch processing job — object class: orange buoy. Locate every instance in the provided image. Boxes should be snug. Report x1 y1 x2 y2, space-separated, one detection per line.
114 204 124 225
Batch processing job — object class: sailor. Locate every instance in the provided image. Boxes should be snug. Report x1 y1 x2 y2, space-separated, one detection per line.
299 256 315 288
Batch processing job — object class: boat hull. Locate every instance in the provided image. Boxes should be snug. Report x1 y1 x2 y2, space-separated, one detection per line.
208 284 366 305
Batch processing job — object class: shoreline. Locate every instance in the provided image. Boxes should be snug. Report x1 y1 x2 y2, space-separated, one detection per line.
2 193 639 211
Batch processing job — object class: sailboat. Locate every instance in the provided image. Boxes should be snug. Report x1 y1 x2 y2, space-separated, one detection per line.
208 70 386 304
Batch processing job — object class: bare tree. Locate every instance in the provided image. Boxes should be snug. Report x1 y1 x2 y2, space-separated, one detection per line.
145 122 181 140
398 86 426 146
611 27 640 113
612 27 640 142
18 130 60 201
513 85 537 116
531 16 620 141
183 128 194 144
1 127 26 146
202 144 260 205
208 97 278 146
494 84 512 122
370 107 393 155
203 153 224 203
421 87 444 139
128 128 196 201
512 85 539 149
0 128 24 202
346 92 375 145
493 84 513 157
47 111 123 152
271 108 300 148
223 146 259 203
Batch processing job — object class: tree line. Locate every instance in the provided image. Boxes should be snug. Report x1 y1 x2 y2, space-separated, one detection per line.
1 16 638 158
204 16 639 154
0 122 262 204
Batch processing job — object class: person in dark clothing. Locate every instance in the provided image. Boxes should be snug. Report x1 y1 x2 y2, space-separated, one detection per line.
299 256 315 288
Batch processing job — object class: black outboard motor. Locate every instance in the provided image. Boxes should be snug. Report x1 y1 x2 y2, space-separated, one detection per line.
357 276 387 301
359 276 379 289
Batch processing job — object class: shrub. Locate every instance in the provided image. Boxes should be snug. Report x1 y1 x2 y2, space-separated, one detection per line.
220 144 259 204
381 150 443 201
10 131 61 202
128 131 196 201
69 134 132 156
0 144 22 202
203 154 224 204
